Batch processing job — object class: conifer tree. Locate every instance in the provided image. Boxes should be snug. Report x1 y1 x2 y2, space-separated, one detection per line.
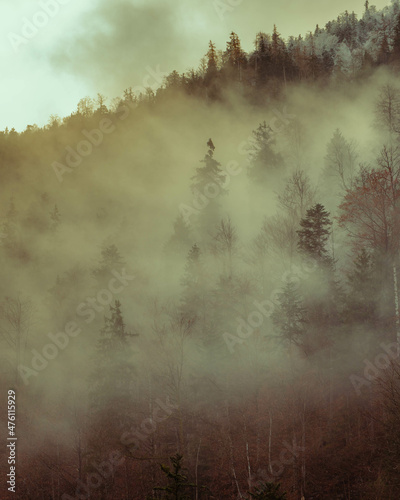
393 13 400 62
247 122 284 184
298 204 342 345
89 300 136 432
224 32 247 80
252 32 272 85
148 454 198 499
297 204 332 265
206 41 218 77
272 279 307 350
191 139 225 193
92 244 124 286
165 215 193 257
191 139 226 241
249 482 287 500
378 32 390 65
271 25 286 80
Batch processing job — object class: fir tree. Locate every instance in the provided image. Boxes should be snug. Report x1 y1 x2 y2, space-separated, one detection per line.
252 32 272 85
272 279 307 349
249 482 287 500
89 301 136 440
148 454 199 500
92 244 124 285
297 203 332 264
393 13 400 61
165 214 193 257
224 32 247 80
271 25 287 81
206 41 218 78
191 140 226 241
247 122 284 184
298 205 342 346
191 139 226 195
378 32 390 65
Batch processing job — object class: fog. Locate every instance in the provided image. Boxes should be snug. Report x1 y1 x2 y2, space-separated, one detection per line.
2 2 400 499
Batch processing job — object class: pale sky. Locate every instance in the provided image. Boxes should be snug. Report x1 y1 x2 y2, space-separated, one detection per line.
1 0 391 131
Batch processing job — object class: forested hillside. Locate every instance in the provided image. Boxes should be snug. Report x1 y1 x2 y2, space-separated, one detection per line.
3 1 400 499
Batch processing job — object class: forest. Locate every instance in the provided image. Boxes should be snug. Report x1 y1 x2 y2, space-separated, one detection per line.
3 1 400 499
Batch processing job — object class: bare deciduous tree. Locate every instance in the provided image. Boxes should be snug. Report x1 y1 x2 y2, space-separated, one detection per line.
375 83 400 137
323 129 358 191
278 170 317 220
212 217 238 279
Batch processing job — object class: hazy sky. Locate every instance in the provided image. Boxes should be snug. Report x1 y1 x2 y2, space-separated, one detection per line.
1 0 391 131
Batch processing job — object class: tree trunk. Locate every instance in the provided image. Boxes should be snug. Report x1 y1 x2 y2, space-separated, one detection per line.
225 399 243 499
195 439 201 500
268 412 273 475
393 264 400 346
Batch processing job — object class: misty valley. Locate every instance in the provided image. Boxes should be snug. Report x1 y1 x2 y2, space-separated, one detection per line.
3 1 400 499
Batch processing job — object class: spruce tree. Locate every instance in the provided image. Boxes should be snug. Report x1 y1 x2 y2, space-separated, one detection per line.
224 32 247 80
191 139 226 194
249 482 287 500
148 454 198 500
393 13 400 63
89 300 136 432
191 140 226 241
165 214 193 257
271 25 286 80
252 32 272 86
297 203 332 264
272 279 307 349
247 122 283 184
206 41 218 78
297 204 344 354
378 32 390 65
92 244 124 286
